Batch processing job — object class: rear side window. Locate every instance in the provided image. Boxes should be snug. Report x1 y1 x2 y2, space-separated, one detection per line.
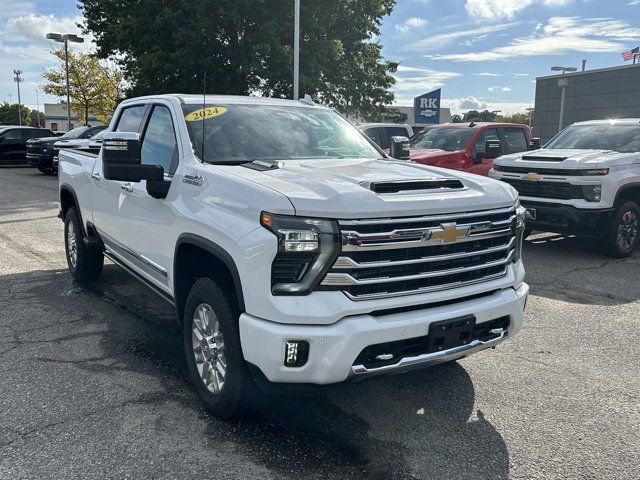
115 106 147 133
1 129 21 140
141 106 178 175
503 128 528 153
364 128 383 148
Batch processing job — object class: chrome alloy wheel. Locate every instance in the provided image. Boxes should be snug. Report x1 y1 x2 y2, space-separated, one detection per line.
66 220 77 269
617 210 639 251
192 303 227 394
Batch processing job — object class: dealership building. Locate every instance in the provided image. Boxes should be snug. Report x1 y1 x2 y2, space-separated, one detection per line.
43 103 104 133
532 63 640 143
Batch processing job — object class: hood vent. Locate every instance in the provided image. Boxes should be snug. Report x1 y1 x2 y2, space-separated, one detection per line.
366 179 464 194
241 159 283 171
520 154 567 162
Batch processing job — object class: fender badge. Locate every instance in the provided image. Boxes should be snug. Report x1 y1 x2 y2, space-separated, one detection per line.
183 173 204 186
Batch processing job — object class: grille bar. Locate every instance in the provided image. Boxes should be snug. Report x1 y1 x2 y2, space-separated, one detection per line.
501 179 582 200
339 206 515 227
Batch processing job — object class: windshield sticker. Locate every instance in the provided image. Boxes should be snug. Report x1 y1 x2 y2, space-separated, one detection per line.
185 106 228 122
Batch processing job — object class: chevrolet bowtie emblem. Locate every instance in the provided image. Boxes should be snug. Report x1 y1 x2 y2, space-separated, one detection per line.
430 223 470 244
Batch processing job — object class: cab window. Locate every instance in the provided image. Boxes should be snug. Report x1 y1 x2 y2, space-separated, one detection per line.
472 128 500 157
115 105 147 133
503 127 528 153
140 105 178 175
363 128 383 148
1 129 21 141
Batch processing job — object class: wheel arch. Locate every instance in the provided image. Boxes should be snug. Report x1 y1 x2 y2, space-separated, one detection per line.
59 183 88 235
173 234 245 325
614 183 640 207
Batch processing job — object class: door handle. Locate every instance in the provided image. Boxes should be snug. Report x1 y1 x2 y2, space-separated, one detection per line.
91 172 101 181
120 182 134 193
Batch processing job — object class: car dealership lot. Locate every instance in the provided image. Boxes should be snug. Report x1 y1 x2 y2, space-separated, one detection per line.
0 167 638 479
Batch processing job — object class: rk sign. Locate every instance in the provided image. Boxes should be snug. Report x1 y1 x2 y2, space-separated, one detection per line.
414 89 441 125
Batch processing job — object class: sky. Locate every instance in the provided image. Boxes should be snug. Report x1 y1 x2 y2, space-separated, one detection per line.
1 0 640 114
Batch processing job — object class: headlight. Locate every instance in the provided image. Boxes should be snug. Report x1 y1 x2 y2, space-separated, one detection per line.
581 185 602 202
261 212 340 295
514 202 526 262
582 168 609 176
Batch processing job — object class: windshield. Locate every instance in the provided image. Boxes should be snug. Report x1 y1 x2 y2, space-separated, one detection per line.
546 124 640 153
61 126 90 140
181 104 382 164
410 127 474 151
90 130 107 141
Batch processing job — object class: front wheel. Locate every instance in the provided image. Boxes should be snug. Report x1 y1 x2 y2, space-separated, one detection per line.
183 278 250 418
38 165 57 175
602 201 640 258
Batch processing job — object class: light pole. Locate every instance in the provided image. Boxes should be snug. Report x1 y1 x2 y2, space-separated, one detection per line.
293 0 300 100
525 107 534 128
13 70 23 126
551 66 577 132
35 90 41 127
46 33 84 131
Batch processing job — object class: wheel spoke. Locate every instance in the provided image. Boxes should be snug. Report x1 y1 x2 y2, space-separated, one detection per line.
191 302 227 395
214 360 226 378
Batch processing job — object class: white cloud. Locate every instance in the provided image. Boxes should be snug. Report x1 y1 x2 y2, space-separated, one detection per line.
393 65 460 92
3 14 93 50
455 96 488 110
395 17 427 34
475 72 501 77
465 0 575 21
444 98 533 115
402 22 518 52
630 0 640 5
431 17 640 62
488 86 512 92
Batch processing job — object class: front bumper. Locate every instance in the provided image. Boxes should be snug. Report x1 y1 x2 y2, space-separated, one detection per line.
239 283 528 385
26 153 54 167
522 200 613 235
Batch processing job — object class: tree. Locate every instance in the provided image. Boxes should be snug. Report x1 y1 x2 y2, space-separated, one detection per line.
451 114 463 123
42 49 124 125
0 103 31 126
79 0 398 120
29 110 45 127
462 110 497 122
496 112 530 124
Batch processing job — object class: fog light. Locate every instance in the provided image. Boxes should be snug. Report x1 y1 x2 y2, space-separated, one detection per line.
284 340 309 367
582 184 602 202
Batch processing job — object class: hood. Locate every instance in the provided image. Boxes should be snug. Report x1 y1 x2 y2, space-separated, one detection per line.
410 148 465 165
55 139 90 148
495 148 637 169
27 136 59 145
223 158 517 219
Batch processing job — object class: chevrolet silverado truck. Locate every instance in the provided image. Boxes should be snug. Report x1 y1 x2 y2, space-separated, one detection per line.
27 125 105 175
490 119 640 257
58 94 528 417
411 122 533 176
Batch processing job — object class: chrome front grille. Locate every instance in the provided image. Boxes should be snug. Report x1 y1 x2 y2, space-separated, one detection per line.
320 206 517 300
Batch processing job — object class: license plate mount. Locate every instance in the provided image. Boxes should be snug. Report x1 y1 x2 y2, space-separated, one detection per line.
427 315 476 353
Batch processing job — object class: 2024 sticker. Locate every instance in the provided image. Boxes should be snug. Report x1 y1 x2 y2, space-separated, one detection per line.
185 106 228 122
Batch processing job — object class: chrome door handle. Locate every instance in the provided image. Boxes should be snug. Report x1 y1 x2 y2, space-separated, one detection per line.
91 172 101 181
120 182 134 193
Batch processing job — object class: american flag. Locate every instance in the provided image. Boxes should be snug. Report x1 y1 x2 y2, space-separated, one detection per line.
622 47 639 61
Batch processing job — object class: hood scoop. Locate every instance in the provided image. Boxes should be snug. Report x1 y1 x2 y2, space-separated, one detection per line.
241 159 283 171
364 178 464 194
520 154 567 162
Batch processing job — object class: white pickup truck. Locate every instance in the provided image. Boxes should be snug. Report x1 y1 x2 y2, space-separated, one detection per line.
58 94 528 417
490 119 640 257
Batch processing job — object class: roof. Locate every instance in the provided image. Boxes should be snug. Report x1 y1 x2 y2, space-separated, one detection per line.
571 118 640 126
536 63 640 81
121 94 325 108
359 123 411 129
426 122 529 129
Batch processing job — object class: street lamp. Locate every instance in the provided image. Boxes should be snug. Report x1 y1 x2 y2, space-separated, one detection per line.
13 70 23 126
551 66 576 132
46 33 84 131
293 0 300 100
525 107 534 128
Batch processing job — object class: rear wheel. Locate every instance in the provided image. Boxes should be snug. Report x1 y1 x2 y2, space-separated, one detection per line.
602 201 640 258
64 207 104 281
38 165 57 175
183 278 250 418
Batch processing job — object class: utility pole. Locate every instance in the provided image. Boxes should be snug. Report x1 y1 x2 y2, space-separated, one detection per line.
36 90 41 127
293 0 300 100
13 70 23 126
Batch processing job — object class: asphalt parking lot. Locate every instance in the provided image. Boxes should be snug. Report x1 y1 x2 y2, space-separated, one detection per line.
0 167 638 479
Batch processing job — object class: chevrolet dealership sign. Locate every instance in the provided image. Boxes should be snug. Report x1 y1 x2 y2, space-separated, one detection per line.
414 89 441 125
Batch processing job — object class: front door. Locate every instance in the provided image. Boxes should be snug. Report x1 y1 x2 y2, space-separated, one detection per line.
114 103 180 293
0 129 24 163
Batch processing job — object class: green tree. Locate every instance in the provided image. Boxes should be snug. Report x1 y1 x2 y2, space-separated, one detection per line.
42 49 124 124
79 0 398 119
496 112 530 124
0 102 31 126
451 114 463 123
463 110 497 122
29 110 46 127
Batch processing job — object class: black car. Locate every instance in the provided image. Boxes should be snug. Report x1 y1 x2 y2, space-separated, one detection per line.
26 125 106 175
0 126 55 166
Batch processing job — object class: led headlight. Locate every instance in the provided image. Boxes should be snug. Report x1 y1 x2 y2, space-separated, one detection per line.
261 212 340 295
581 185 602 202
514 202 527 263
582 168 609 176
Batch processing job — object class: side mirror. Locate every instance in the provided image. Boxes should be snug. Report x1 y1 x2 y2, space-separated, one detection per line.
102 132 163 182
474 152 485 164
484 139 502 159
529 137 541 150
389 135 410 160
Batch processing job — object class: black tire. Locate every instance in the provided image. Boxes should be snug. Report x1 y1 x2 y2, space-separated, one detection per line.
183 278 250 418
38 165 57 175
602 200 640 258
64 207 104 281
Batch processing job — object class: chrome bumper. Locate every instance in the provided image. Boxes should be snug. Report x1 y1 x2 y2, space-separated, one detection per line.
349 329 507 379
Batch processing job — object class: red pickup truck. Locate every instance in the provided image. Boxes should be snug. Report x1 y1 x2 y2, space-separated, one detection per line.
410 122 533 176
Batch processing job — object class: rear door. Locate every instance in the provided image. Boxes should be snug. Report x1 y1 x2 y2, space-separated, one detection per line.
114 102 180 292
91 104 148 251
467 127 500 176
501 127 530 155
